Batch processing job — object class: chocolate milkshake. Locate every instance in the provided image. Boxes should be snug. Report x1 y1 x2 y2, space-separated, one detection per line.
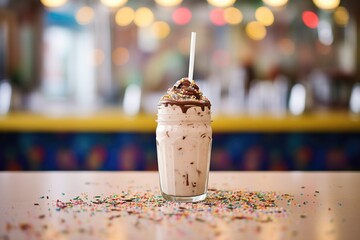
156 78 212 202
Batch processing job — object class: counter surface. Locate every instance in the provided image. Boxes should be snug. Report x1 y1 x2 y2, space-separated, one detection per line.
0 171 359 239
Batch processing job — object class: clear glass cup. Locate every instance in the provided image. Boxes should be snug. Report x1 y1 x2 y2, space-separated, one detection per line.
156 105 212 202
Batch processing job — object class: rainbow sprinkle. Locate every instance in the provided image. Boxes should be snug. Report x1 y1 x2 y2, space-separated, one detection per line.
54 189 293 224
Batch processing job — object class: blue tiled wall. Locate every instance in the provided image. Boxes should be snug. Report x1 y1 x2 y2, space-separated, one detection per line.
1 132 359 170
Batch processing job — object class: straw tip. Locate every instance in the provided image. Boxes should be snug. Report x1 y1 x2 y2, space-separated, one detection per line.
188 32 197 82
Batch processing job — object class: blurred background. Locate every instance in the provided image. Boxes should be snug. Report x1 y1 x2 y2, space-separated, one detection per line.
0 0 359 171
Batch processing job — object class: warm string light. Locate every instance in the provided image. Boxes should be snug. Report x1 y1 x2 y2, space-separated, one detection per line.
313 0 340 11
207 0 236 8
224 7 243 25
333 7 349 26
155 0 183 7
262 0 288 8
246 21 267 41
115 7 135 27
255 6 274 26
109 1 341 44
114 6 170 40
100 0 127 8
134 7 154 28
151 21 171 39
40 0 67 8
76 6 94 25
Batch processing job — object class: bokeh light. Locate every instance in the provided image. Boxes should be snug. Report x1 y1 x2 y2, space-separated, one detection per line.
115 7 135 27
302 11 319 29
318 20 333 46
207 0 236 8
112 47 130 66
155 0 183 7
172 7 192 25
262 0 288 8
100 0 127 8
151 21 171 39
334 7 349 26
289 84 306 115
134 7 154 28
76 6 94 25
210 8 226 26
255 6 274 26
40 0 67 8
313 0 340 11
224 7 243 25
245 21 267 41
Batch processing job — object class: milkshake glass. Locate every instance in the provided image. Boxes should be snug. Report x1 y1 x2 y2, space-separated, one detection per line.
156 78 212 202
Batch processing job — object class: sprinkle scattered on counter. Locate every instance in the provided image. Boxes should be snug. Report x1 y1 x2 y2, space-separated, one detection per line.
52 189 293 224
19 223 32 231
3 186 347 239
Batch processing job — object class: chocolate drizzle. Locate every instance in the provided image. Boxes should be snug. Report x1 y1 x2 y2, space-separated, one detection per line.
161 101 210 114
159 78 211 113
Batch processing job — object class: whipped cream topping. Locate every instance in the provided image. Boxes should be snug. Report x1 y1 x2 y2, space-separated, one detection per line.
159 78 211 113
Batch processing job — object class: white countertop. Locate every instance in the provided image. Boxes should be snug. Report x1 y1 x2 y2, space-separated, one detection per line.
0 171 359 240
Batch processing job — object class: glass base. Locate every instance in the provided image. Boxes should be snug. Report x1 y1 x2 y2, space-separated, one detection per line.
161 192 207 203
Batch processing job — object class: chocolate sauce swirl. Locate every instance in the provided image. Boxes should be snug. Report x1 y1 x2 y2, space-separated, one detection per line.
159 78 211 113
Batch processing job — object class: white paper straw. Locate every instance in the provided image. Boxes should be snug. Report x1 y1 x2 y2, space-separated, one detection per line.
188 32 196 82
